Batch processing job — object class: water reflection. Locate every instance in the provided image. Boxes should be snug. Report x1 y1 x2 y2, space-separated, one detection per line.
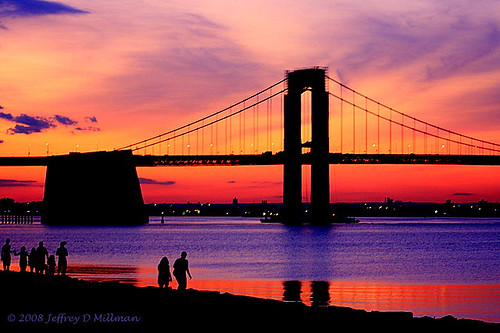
283 280 302 302
310 281 330 307
282 280 330 306
67 264 139 284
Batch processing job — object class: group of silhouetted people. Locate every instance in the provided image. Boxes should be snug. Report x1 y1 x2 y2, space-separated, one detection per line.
1 238 68 275
158 251 192 291
3 238 194 290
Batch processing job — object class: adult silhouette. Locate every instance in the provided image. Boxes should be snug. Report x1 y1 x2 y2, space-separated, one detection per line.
1 238 13 271
157 256 172 289
35 241 49 274
56 241 69 275
173 251 192 291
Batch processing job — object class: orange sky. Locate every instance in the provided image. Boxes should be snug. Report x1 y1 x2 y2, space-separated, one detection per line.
0 0 499 203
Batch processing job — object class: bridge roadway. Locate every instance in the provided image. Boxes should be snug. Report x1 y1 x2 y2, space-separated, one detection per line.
1 151 500 166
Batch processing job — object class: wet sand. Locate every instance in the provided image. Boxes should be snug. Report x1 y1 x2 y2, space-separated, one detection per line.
0 271 498 332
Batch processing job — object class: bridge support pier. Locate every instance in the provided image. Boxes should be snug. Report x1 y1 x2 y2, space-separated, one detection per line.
283 89 302 225
283 68 330 225
42 150 147 225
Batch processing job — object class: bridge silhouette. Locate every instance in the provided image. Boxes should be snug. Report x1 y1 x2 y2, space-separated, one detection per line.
1 67 499 225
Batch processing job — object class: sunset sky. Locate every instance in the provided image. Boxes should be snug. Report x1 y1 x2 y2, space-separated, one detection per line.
1 0 499 203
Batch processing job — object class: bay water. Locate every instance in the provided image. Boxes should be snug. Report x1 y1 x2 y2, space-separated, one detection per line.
1 217 499 322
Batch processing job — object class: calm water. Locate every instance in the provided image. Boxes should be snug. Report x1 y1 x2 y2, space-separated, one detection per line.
1 217 499 322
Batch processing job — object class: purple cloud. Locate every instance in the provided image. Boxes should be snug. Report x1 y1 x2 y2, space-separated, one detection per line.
54 114 77 125
74 126 100 132
0 0 88 18
0 109 100 135
4 114 55 134
0 112 14 121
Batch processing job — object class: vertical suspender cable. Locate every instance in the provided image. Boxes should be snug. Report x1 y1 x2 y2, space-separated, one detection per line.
340 85 343 153
401 114 404 154
377 103 380 153
353 90 356 153
270 88 273 152
389 109 392 153
365 96 368 153
242 101 246 154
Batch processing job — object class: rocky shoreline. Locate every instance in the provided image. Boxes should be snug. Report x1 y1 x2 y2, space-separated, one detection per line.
0 271 498 331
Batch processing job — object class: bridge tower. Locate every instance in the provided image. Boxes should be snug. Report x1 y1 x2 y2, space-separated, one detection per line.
283 68 330 225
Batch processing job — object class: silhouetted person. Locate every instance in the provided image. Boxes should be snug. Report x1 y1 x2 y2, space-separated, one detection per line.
56 241 68 275
173 251 192 291
47 255 56 275
1 238 14 271
28 248 37 273
15 246 29 273
157 257 172 289
35 241 49 274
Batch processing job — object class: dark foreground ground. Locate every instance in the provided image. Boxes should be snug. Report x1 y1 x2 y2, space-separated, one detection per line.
0 271 498 332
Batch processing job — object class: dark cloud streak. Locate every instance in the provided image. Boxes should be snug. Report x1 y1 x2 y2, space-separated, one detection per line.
0 0 88 18
139 178 176 186
54 114 77 125
0 109 100 135
0 179 42 187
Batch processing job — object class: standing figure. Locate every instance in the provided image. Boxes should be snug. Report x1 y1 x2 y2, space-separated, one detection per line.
56 242 69 275
28 248 37 273
157 256 172 289
16 246 29 272
35 241 49 274
173 251 192 291
1 238 13 271
47 255 56 275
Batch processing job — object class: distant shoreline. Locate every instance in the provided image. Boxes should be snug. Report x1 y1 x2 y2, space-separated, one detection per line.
0 271 498 331
3 198 500 220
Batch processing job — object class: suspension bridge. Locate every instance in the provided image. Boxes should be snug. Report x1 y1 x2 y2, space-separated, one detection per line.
1 67 499 225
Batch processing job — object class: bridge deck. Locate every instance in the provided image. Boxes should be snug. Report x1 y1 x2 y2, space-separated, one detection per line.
1 153 500 167
136 153 500 166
